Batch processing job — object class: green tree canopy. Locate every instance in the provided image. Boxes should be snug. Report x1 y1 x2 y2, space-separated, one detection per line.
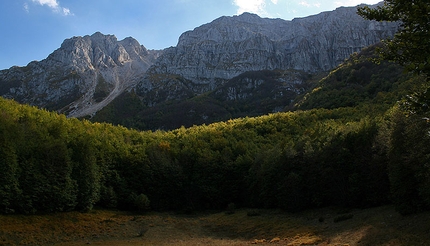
357 0 430 78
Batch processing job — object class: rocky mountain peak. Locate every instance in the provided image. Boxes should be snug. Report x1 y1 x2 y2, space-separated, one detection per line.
0 32 160 117
1 4 400 118
177 12 285 46
235 12 265 21
145 4 399 99
50 32 147 70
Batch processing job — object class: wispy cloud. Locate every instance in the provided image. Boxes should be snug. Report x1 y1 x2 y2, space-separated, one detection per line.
24 3 30 13
30 0 73 16
299 1 321 8
233 0 266 15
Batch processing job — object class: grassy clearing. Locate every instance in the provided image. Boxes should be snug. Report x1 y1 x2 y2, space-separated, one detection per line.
1 205 430 245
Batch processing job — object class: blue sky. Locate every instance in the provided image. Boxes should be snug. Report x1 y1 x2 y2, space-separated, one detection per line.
0 0 381 70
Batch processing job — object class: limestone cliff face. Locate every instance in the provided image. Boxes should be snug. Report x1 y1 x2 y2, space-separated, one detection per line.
144 6 398 96
210 69 312 114
0 32 160 117
0 4 399 117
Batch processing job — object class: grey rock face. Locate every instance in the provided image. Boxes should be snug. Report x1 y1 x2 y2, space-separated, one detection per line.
146 6 398 94
211 69 311 113
0 32 160 117
0 4 399 117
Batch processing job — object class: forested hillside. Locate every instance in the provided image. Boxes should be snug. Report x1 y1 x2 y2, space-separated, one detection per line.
295 44 420 111
91 69 315 130
1 68 430 215
2 31 430 215
90 44 420 131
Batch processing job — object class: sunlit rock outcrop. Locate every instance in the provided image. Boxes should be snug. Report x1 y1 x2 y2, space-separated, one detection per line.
142 5 398 98
0 32 160 117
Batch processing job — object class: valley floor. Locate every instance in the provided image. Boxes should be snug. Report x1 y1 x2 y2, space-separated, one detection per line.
1 205 429 246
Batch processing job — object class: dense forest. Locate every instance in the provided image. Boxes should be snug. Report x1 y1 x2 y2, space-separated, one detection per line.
1 41 430 215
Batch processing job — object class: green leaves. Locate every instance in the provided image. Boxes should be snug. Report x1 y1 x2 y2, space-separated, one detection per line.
0 89 428 215
384 107 430 214
358 0 430 78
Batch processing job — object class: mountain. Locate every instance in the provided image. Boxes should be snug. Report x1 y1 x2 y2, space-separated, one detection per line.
93 42 420 131
0 32 161 117
93 68 314 130
0 4 399 119
140 6 398 96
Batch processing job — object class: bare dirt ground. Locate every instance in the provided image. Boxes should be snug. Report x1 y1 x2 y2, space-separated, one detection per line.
1 205 430 246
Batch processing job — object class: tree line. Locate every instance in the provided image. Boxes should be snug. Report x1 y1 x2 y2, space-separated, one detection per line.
1 96 429 215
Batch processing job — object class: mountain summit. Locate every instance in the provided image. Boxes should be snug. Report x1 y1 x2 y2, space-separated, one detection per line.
0 32 160 117
0 5 398 118
148 7 398 86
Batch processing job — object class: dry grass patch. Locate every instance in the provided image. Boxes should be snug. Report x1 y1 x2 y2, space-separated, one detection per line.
1 205 430 245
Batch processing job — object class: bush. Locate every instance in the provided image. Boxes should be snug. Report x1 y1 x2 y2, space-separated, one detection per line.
134 194 151 211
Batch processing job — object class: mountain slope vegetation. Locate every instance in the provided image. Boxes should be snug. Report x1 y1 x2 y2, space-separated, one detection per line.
1 39 430 216
1 46 429 215
91 69 315 130
91 44 420 131
0 97 384 213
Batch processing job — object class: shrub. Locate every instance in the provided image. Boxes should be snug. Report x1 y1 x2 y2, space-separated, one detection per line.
134 194 151 211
